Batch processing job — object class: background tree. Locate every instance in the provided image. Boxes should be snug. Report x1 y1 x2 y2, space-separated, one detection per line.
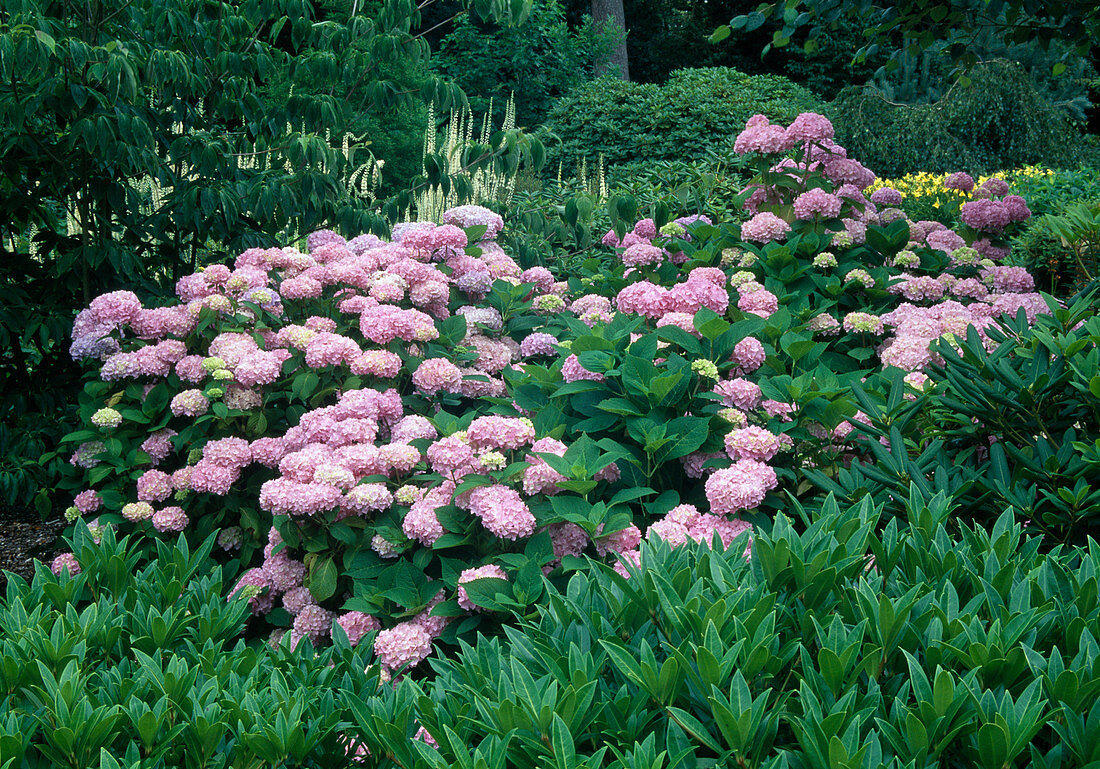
592 0 629 79
717 0 1100 75
0 0 534 508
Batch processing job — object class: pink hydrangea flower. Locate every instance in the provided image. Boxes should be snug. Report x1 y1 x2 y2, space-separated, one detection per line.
466 416 535 451
732 337 766 372
337 611 381 647
51 553 81 576
412 358 464 395
151 506 188 533
793 188 842 220
374 621 433 670
724 426 781 462
468 485 535 540
741 212 791 243
738 289 779 318
705 460 777 515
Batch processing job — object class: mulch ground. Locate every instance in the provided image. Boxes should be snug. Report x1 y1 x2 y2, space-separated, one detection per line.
0 504 65 593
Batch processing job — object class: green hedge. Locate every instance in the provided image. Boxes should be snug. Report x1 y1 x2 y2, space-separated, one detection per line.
539 67 826 172
833 60 1085 177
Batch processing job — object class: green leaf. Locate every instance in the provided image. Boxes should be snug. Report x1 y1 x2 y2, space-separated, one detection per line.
307 557 338 602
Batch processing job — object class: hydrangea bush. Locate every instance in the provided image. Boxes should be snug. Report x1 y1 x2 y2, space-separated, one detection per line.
53 111 1059 672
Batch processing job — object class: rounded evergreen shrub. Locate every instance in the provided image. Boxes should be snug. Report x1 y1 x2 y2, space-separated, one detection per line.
539 67 826 171
833 60 1085 177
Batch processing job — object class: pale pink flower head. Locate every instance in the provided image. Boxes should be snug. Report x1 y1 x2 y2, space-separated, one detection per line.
793 188 842 220
337 611 381 647
622 243 664 267
293 605 335 645
412 358 464 395
468 484 535 540
442 204 504 240
732 337 765 372
738 289 779 318
73 490 102 514
151 505 188 533
741 212 791 243
724 426 781 462
136 469 173 502
870 187 903 207
944 172 975 192
594 523 642 557
785 112 834 144
89 290 142 326
734 123 791 155
51 552 81 577
545 522 589 561
714 377 762 411
466 415 535 451
391 415 437 444
705 460 777 515
374 621 433 670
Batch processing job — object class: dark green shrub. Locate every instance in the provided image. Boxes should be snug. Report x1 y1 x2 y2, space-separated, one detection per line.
539 67 826 171
833 60 1085 177
809 291 1100 544
0 526 379 768
346 489 1100 768
1011 218 1080 294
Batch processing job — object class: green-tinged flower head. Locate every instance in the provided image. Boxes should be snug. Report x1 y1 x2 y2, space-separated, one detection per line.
395 485 419 505
479 451 507 470
691 359 719 380
91 407 123 429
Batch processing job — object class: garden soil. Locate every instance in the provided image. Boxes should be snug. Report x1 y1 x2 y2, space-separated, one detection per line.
0 504 64 592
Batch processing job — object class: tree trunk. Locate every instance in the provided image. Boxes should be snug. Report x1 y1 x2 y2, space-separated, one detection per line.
592 0 629 81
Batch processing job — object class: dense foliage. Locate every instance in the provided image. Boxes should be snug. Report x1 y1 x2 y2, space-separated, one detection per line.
810 290 1100 544
4 0 1100 763
0 525 380 768
349 490 1100 769
720 0 1100 73
832 61 1085 178
433 0 620 129
0 0 535 508
538 67 826 171
47 110 1064 686
11 491 1100 768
